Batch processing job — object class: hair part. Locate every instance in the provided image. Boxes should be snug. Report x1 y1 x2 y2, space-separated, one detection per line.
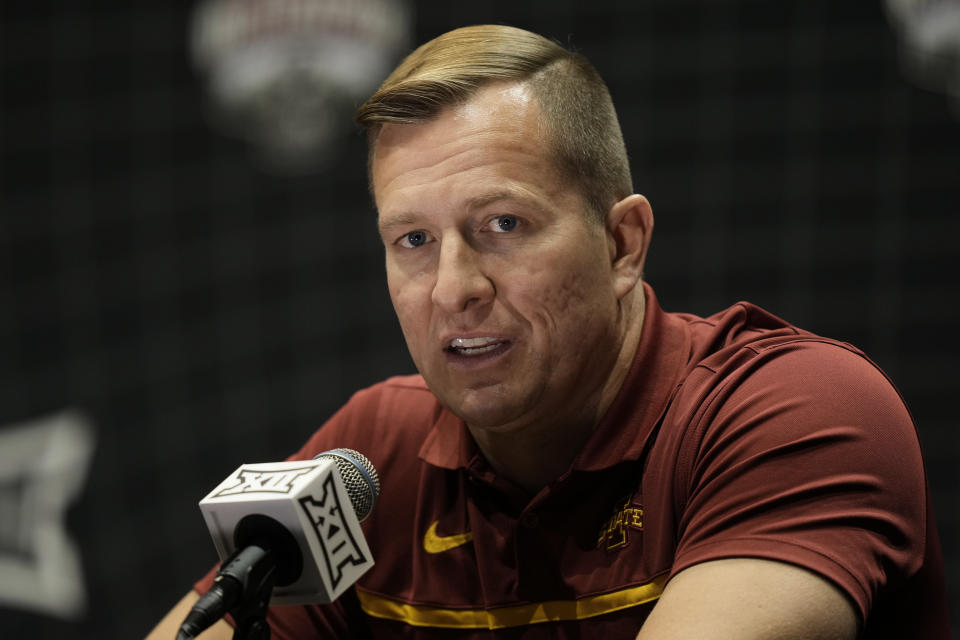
356 25 633 222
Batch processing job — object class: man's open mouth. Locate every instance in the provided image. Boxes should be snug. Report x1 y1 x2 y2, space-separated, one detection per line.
445 337 509 356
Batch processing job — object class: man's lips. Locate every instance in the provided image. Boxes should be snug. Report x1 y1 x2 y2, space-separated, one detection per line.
442 336 513 363
445 336 506 355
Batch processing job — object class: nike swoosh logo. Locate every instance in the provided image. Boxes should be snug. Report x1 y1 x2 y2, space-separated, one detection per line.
423 520 473 554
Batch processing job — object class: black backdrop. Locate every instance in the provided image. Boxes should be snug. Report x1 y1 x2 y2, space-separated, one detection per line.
1 2 957 637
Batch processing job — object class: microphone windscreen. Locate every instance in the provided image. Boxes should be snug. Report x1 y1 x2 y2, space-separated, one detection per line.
313 448 380 521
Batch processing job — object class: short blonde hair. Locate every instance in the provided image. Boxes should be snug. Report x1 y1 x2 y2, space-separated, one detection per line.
356 25 633 221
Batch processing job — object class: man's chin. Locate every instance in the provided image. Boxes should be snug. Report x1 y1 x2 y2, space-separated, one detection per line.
438 386 531 432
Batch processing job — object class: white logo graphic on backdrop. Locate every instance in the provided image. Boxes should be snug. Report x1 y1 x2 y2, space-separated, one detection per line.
191 0 412 172
886 0 960 115
0 410 95 619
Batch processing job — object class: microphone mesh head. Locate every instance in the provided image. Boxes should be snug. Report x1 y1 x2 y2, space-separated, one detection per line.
313 448 380 521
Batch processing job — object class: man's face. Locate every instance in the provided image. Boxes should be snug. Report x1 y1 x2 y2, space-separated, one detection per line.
373 82 627 434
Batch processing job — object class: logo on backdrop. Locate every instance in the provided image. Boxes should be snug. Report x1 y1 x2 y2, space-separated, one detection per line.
885 0 960 116
212 465 316 497
298 474 367 589
190 0 412 173
0 410 95 619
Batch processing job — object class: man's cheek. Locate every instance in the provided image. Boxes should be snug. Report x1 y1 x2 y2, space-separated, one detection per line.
528 271 592 319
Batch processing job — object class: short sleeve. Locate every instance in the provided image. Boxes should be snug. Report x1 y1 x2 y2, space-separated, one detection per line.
670 340 926 622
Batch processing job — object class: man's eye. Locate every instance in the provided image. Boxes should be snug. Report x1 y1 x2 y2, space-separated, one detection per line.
399 230 430 248
487 215 519 233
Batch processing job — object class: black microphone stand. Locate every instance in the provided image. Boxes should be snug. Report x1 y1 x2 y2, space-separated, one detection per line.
177 545 277 640
227 548 274 640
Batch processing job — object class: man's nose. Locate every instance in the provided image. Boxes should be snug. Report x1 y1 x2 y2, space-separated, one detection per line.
431 235 495 314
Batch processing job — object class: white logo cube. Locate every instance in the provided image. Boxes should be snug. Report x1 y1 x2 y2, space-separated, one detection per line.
199 459 374 604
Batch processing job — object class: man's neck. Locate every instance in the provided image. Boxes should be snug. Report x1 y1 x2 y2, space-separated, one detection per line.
467 292 647 496
468 411 599 496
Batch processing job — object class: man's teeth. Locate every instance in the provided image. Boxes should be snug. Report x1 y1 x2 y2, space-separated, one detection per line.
448 337 503 355
450 337 499 348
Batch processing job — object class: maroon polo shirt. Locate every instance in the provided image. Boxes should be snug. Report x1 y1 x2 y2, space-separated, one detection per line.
195 285 950 638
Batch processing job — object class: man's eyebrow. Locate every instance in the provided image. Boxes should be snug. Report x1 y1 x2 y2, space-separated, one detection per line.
465 189 544 212
377 212 420 234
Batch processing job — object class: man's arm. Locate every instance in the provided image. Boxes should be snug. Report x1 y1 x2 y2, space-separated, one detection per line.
146 590 234 640
636 558 859 640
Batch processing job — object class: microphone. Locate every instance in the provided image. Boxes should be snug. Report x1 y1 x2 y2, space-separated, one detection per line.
177 449 380 639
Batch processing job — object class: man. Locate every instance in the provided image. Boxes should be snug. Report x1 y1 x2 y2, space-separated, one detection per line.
150 25 950 639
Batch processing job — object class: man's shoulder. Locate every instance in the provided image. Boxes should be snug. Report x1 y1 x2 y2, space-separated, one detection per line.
338 373 443 431
663 298 903 433
660 300 916 479
346 373 439 416
377 373 433 392
292 373 442 462
684 300 806 347
675 299 866 372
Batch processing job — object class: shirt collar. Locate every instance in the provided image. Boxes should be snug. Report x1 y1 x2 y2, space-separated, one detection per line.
572 283 690 470
419 283 690 471
419 406 475 469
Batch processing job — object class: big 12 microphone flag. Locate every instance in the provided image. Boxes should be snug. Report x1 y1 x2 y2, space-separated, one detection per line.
198 449 379 605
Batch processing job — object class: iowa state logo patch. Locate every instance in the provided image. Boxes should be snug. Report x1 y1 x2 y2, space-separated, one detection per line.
597 496 644 552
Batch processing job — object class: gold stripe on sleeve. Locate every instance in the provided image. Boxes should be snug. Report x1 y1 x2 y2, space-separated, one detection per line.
356 575 667 630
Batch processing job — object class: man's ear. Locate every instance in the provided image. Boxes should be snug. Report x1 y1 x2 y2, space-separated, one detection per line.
606 194 654 300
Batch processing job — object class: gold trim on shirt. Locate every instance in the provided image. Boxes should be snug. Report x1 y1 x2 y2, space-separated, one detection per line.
355 575 667 629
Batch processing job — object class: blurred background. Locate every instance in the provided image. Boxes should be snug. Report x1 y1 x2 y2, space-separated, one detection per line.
1 0 958 637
